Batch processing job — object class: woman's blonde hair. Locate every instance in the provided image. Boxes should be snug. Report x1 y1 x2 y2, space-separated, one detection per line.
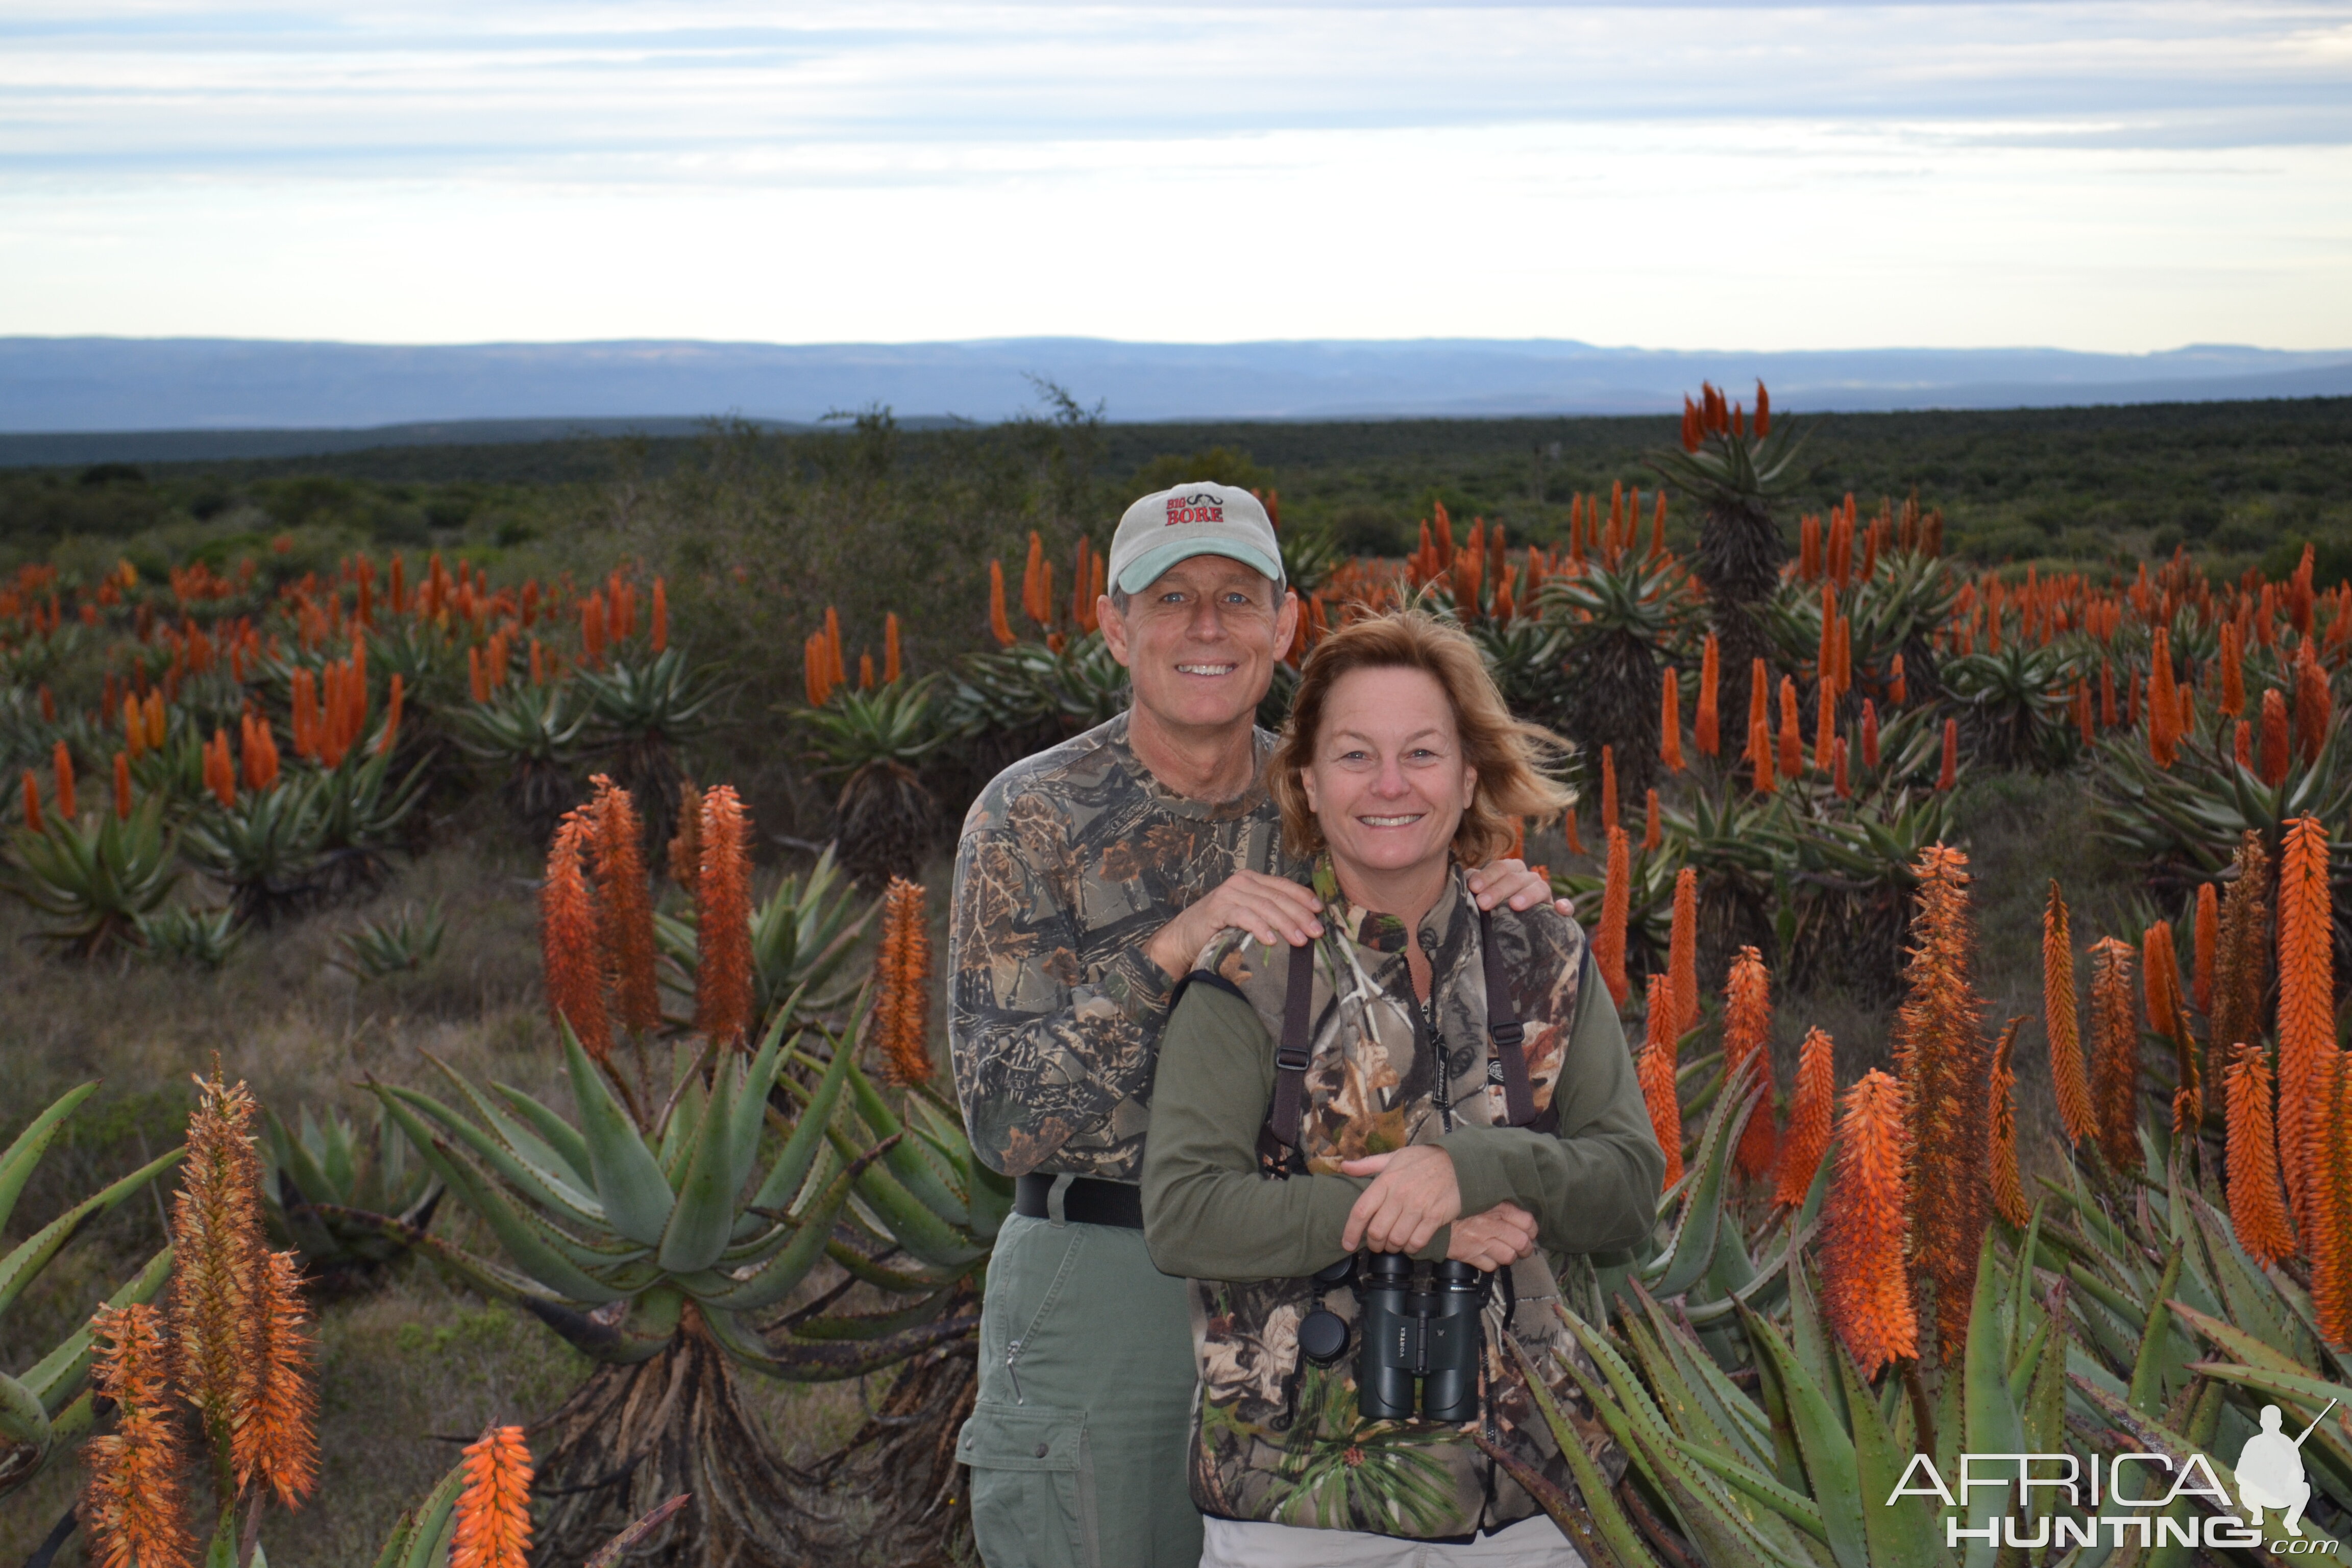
1271 610 1574 865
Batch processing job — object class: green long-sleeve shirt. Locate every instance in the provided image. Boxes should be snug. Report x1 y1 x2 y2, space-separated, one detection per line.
1139 895 1660 1282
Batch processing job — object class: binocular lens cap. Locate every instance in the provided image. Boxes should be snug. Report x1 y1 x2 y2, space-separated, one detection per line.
1297 1308 1351 1367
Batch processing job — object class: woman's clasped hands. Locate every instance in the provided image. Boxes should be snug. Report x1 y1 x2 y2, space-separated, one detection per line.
1337 1146 1538 1273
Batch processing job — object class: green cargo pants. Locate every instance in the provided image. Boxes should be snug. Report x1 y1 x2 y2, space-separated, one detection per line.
955 1208 1203 1567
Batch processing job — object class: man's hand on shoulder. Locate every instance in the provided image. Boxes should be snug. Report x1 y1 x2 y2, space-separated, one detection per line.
1465 857 1574 921
1145 870 1325 981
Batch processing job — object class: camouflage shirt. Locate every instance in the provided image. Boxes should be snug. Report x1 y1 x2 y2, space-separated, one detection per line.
1139 866 1663 1537
949 711 1305 1181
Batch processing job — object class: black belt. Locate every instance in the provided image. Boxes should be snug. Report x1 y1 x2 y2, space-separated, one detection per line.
1013 1172 1143 1229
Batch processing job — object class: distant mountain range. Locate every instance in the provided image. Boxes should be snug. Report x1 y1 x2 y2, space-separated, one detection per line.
3 336 2349 460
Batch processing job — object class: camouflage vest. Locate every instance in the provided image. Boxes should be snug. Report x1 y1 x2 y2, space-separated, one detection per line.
1184 865 1624 1538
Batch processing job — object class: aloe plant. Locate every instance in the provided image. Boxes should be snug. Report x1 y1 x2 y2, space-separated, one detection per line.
0 1083 182 1503
1513 1023 2350 1567
263 1103 440 1290
0 793 178 957
446 680 591 842
359 1010 985 1566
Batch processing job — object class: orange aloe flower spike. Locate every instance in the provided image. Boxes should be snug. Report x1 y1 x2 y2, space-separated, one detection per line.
1594 826 1630 1009
1659 668 1683 773
2087 937 2141 1173
1892 844 1989 1355
1820 1070 1918 1379
1667 867 1699 1044
1777 676 1802 779
2314 1054 2349 1346
1600 745 1618 834
231 1247 317 1508
1771 1026 1834 1209
1694 635 1719 757
695 785 754 1050
1638 973 1683 1190
541 812 612 1061
1723 946 1776 1180
2043 881 2094 1147
874 878 935 1086
170 1064 268 1437
2223 1042 2296 1267
2276 816 2335 1237
650 577 668 652
452 1425 534 1568
1987 1018 2030 1227
989 560 1016 647
81 1302 195 1568
884 611 903 683
587 777 660 1038
52 741 74 821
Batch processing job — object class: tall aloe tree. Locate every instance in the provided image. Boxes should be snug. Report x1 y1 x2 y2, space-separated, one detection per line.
1647 381 1809 687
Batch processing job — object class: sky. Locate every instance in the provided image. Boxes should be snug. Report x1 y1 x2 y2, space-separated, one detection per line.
3 2 2350 352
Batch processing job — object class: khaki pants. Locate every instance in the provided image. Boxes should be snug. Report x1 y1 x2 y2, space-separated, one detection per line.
1201 1513 1584 1567
955 1211 1203 1567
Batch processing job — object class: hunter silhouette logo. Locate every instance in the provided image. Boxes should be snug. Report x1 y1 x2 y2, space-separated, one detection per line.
2238 1401 2335 1536
1164 493 1224 526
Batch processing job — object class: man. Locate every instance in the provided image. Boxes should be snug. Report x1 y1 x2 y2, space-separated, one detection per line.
949 482 1564 1567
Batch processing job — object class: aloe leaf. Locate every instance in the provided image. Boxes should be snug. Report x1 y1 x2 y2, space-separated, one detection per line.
743 1039 855 1234
565 1024 673 1246
1961 1230 2024 1568
2127 1242 2188 1415
370 1089 625 1303
2186 1197 2291 1356
1473 1426 1654 1568
790 1289 955 1341
0 1082 98 1234
1649 1062 1761 1297
1671 1435 1830 1544
700 1303 980 1383
394 1459 468 1568
822 1240 964 1295
725 1016 791 1198
656 1058 737 1275
519 1286 683 1365
0 1369 51 1471
491 1084 595 1186
692 1141 885 1312
379 1084 607 1232
0 1143 182 1319
842 1058 967 1228
420 1056 596 1207
1836 1350 1952 1568
827 1125 983 1269
1739 1302 1867 1568
266 1107 338 1210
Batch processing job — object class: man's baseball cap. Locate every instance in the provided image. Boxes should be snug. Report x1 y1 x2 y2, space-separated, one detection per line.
1106 482 1285 596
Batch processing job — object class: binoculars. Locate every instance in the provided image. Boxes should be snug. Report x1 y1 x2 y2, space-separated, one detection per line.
1298 1254 1486 1423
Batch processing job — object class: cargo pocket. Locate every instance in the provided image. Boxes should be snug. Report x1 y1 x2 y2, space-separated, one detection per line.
957 1402 1097 1568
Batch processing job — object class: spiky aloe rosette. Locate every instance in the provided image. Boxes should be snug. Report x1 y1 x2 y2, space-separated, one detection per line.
356 778 1000 1568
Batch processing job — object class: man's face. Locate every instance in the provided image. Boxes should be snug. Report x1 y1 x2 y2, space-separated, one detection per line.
1099 554 1298 737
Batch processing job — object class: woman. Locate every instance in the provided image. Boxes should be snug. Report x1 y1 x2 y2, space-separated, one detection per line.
1141 610 1663 1565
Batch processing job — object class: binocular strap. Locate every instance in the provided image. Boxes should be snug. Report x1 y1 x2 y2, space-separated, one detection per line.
1258 909 1557 1171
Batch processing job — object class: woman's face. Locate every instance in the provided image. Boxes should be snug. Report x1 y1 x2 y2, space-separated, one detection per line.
1300 665 1478 887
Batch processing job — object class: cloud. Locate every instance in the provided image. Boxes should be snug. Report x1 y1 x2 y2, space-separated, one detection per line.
1 3 2347 347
